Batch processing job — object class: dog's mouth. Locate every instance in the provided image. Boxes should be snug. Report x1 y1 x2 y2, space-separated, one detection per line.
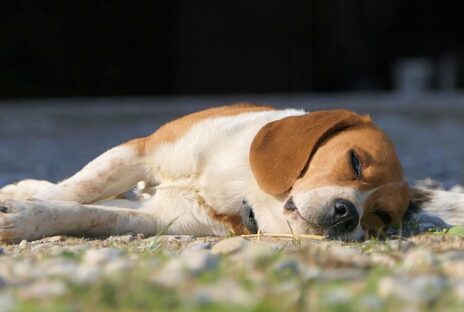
241 200 259 234
283 197 364 240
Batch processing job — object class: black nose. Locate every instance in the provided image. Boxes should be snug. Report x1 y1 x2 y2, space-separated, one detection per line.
330 199 359 234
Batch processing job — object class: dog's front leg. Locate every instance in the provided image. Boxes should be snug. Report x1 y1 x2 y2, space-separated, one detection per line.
0 199 158 243
33 144 147 204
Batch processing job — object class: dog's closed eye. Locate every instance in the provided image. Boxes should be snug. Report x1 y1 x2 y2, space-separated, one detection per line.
350 150 362 177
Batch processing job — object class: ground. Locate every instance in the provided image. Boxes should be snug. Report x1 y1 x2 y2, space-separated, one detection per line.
2 232 464 311
1 94 464 311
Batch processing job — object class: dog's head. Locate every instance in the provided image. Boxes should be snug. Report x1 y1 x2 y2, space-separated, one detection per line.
250 109 409 240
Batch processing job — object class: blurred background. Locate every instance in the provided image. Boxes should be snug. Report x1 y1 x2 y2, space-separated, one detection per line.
1 0 463 187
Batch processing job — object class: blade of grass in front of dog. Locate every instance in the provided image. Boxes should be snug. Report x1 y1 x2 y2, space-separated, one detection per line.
146 216 180 251
241 233 324 240
447 225 464 237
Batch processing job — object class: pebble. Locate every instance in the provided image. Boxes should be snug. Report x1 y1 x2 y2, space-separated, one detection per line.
18 279 66 299
104 258 134 275
272 259 301 275
153 249 219 287
148 235 194 243
152 258 185 288
440 251 464 278
42 235 65 242
181 250 219 275
211 236 248 254
359 295 384 310
439 250 464 262
321 288 354 305
83 248 122 265
326 246 371 268
31 242 53 253
17 240 28 251
452 280 464 301
74 265 102 285
378 275 446 304
402 248 439 272
186 242 212 250
370 253 396 268
386 240 416 252
192 281 253 305
45 259 78 279
0 294 16 312
108 234 135 243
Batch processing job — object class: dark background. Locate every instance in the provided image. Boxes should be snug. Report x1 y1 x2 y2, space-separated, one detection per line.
1 0 462 98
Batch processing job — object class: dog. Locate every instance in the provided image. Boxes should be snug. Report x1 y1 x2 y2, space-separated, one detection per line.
0 103 461 243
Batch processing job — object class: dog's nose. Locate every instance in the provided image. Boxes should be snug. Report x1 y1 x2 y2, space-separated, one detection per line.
331 199 359 233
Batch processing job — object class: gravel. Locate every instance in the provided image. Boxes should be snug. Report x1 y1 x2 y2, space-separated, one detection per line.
1 233 464 310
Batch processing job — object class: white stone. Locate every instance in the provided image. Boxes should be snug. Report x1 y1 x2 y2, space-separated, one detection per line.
187 242 212 250
152 258 185 288
17 240 28 251
321 288 354 305
45 259 79 279
193 281 254 305
18 279 66 299
74 265 102 285
82 248 122 265
0 294 16 312
181 250 219 275
370 253 396 268
211 236 248 254
359 295 384 310
108 234 135 243
378 275 446 303
402 248 439 272
104 259 134 275
42 235 65 242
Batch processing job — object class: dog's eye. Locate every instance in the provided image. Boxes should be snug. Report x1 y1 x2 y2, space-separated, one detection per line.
350 150 362 177
373 210 392 225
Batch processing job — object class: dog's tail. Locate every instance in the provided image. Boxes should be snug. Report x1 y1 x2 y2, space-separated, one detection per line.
409 187 464 226
405 187 464 231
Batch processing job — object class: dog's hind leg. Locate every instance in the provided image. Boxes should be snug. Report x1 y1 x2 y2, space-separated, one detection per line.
33 143 147 204
0 199 158 243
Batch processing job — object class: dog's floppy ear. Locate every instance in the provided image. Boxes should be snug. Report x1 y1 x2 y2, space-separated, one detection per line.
250 110 372 195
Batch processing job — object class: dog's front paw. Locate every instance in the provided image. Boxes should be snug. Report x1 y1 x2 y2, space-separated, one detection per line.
0 179 55 201
0 199 48 243
386 209 453 238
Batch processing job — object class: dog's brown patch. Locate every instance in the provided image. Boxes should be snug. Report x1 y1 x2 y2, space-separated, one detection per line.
209 212 252 235
250 110 372 195
125 103 274 156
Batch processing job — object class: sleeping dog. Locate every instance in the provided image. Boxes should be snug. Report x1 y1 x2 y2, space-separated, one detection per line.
0 104 460 242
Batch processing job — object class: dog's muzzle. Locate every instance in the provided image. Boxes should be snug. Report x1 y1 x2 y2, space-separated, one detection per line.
320 198 359 238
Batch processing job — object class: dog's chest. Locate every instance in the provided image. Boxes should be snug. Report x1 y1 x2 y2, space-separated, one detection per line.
145 109 304 231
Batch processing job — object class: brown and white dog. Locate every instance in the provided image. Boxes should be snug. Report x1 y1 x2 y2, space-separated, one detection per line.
0 104 461 243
